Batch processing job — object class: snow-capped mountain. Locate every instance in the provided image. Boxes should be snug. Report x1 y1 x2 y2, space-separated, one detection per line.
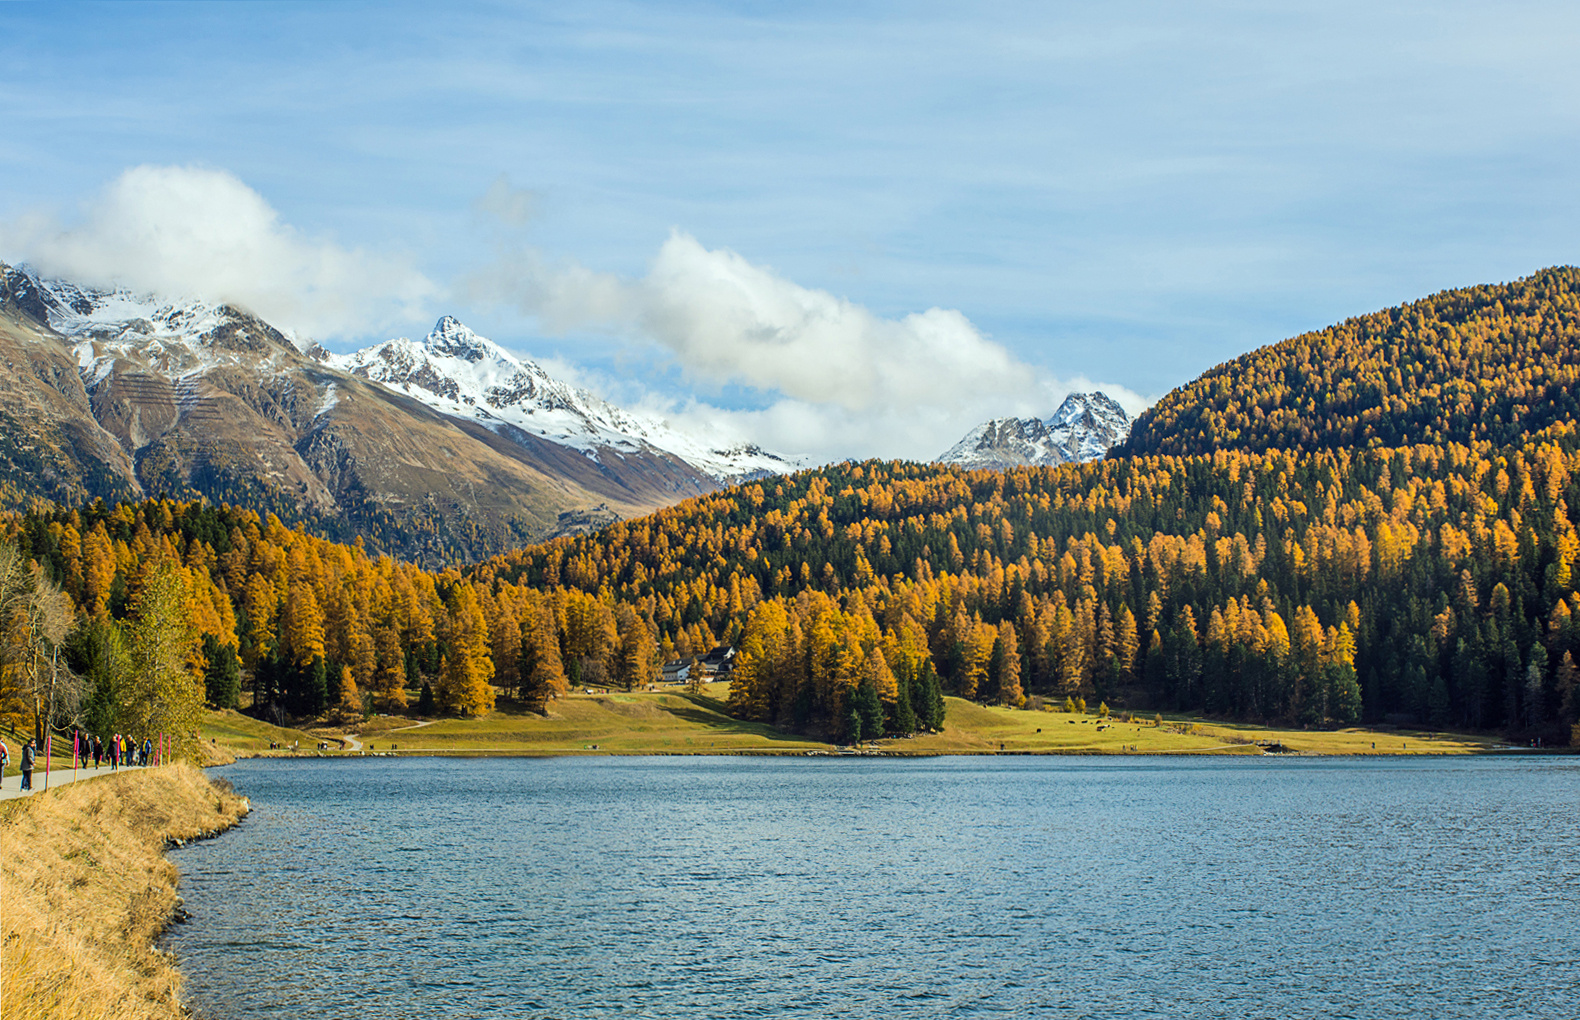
330 316 798 484
7 267 312 372
0 262 786 565
937 392 1133 469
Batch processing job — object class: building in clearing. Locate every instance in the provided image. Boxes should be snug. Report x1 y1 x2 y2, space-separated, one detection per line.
697 646 736 678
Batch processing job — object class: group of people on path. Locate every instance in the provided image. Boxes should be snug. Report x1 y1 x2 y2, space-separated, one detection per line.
83 732 154 771
1 731 158 794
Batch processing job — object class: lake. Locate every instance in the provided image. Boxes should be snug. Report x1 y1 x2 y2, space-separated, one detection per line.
166 755 1579 1018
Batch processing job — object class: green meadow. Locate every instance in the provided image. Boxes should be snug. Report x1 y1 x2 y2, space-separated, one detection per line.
202 683 1508 760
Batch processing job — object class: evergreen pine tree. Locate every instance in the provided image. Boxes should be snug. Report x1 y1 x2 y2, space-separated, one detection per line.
890 666 918 735
915 658 946 731
1326 662 1363 727
1557 652 1580 725
201 634 242 710
853 673 884 740
295 654 329 717
69 615 129 739
842 705 862 745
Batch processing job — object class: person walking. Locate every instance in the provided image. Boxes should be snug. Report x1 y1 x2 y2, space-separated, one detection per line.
0 738 9 789
110 733 120 771
20 738 37 792
93 734 102 769
142 736 153 766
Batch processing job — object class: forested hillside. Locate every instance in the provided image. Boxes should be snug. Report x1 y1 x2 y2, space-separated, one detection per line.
1119 266 1580 458
8 269 1580 746
3 500 543 735
479 439 1580 741
8 423 1580 744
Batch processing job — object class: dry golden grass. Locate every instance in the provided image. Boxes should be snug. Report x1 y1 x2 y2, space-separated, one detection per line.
199 709 321 757
0 764 249 1020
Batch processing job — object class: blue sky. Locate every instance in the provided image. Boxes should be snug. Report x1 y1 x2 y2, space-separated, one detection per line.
2 1 1578 461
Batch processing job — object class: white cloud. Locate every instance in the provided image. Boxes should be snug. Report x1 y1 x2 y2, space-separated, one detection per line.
1 165 436 340
474 230 1148 462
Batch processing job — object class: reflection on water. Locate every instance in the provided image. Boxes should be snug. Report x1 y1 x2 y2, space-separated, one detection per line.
166 756 1580 1018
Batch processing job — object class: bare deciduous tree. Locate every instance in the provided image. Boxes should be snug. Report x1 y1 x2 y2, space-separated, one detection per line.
0 542 83 744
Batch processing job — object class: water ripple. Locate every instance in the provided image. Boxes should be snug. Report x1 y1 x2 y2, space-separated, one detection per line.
165 756 1580 1019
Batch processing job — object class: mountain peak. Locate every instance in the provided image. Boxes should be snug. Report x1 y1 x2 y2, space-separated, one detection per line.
937 391 1133 470
1046 391 1128 431
332 319 799 484
424 315 490 362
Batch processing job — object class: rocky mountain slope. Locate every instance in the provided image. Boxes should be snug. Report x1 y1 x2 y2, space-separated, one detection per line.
936 392 1133 469
329 316 796 484
0 264 789 564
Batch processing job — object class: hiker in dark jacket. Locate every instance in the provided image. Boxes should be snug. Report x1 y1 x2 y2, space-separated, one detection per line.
20 738 37 791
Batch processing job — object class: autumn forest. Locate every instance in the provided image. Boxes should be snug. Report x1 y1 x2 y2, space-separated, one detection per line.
4 267 1580 748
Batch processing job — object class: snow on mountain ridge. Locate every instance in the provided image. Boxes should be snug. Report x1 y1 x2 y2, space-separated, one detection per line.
331 317 800 483
1 262 797 486
8 267 314 383
937 392 1133 469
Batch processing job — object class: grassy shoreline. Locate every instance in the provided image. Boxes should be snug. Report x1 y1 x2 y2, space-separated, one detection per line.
0 763 250 1020
203 684 1529 762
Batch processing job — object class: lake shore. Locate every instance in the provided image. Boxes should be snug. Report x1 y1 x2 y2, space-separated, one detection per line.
0 763 250 1020
201 687 1529 762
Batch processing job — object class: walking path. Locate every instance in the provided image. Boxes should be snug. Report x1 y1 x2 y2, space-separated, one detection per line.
0 761 148 802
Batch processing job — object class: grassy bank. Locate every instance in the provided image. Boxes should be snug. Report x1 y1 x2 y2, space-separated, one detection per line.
255 685 1508 759
0 763 250 1020
350 686 828 755
901 698 1506 755
199 708 323 760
